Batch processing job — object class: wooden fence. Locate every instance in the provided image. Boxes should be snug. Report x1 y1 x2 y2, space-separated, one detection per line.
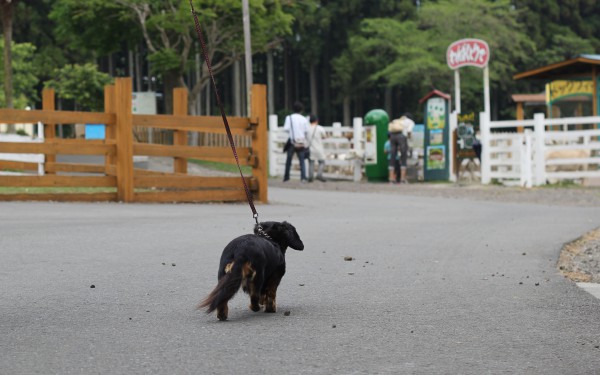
0 78 268 203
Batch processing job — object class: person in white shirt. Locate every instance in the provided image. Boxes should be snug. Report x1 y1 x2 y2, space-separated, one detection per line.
306 114 327 182
283 101 310 182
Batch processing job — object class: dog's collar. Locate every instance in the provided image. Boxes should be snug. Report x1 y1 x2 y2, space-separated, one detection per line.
255 225 273 241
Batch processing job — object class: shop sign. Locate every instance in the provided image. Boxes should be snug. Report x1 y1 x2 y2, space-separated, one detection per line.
447 39 490 69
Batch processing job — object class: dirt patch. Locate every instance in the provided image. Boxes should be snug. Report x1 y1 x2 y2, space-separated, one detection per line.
270 178 600 207
558 227 600 283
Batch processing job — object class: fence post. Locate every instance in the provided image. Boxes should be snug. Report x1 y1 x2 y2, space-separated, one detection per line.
332 122 342 137
104 85 116 175
533 112 546 186
449 111 457 182
115 77 134 202
521 129 532 188
352 117 363 182
268 114 278 177
251 84 268 203
480 111 491 184
42 88 55 175
173 88 188 174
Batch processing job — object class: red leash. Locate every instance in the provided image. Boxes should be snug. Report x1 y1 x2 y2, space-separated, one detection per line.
189 0 259 225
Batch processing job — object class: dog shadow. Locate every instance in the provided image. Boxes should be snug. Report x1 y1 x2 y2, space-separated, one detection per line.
199 304 306 324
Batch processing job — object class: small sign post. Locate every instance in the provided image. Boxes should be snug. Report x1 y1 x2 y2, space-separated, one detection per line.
446 38 491 115
419 90 451 181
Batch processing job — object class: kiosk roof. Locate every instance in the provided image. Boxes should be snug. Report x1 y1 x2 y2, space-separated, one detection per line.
513 54 600 81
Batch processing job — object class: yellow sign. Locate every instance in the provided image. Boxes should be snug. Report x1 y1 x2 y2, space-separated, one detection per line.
546 80 593 104
457 112 475 122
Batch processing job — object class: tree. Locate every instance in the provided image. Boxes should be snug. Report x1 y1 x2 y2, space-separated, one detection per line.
286 0 417 124
45 63 113 111
1 0 17 132
49 0 143 81
333 0 537 120
50 0 140 57
0 40 38 109
512 0 598 67
109 0 293 115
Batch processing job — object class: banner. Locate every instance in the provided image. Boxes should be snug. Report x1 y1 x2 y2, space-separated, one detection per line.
545 80 593 104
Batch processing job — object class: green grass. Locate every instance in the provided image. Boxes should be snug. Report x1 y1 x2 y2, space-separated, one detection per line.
539 180 582 188
0 187 117 194
0 159 253 195
188 159 252 174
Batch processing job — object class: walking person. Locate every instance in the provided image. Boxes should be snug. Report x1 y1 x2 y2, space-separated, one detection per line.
384 133 400 184
306 114 327 182
283 101 310 182
388 113 414 184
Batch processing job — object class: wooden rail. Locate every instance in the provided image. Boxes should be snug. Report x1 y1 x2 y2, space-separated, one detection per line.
0 78 268 203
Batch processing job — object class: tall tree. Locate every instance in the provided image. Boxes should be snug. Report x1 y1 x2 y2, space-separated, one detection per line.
45 63 113 111
333 0 537 120
0 40 38 109
111 0 293 115
286 0 417 124
512 0 599 67
1 0 17 132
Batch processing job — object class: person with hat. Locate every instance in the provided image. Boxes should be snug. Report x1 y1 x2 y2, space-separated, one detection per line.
388 113 414 184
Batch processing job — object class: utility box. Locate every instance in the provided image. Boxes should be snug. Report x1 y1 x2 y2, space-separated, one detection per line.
364 109 389 182
419 90 451 181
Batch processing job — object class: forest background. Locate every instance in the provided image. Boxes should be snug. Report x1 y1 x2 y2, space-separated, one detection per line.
1 0 599 132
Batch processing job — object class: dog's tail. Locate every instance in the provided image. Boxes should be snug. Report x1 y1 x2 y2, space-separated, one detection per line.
197 260 246 314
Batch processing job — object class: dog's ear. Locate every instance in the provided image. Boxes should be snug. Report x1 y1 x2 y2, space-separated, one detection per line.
255 221 276 235
282 221 304 251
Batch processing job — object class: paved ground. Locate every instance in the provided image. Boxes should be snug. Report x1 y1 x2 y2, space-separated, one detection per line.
1 183 600 374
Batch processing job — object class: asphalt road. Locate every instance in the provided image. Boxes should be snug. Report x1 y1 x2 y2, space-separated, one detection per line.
1 187 599 374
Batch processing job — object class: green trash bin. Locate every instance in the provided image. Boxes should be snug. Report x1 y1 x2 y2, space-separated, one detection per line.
364 109 389 182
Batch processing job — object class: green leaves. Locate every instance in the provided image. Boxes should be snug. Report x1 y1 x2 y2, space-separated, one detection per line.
148 49 181 74
50 0 140 54
45 63 113 111
0 41 38 109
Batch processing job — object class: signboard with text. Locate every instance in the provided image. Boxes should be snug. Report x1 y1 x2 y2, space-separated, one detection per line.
545 80 593 104
447 39 490 70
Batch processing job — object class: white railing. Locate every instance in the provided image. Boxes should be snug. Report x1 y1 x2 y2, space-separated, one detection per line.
268 115 365 181
481 113 600 187
0 122 45 175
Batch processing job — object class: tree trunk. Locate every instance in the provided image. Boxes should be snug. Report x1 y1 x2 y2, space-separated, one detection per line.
205 83 210 116
188 88 199 146
321 53 331 124
310 63 318 116
1 0 15 132
384 86 392 118
343 96 351 127
163 70 180 115
108 53 114 76
233 60 241 116
128 49 134 83
267 51 274 115
195 46 202 115
135 45 142 92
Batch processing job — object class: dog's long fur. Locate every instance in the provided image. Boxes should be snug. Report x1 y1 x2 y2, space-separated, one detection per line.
198 221 303 321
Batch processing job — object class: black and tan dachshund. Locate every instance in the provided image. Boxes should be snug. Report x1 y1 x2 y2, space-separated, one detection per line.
198 221 304 321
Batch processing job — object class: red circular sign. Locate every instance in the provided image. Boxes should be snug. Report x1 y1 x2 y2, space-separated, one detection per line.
447 39 490 69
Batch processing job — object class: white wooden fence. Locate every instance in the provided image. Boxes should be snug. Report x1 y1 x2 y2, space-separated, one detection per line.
268 115 365 181
480 112 600 187
0 122 45 175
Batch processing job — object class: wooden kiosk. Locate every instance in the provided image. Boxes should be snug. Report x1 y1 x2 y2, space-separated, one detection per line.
513 54 600 119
